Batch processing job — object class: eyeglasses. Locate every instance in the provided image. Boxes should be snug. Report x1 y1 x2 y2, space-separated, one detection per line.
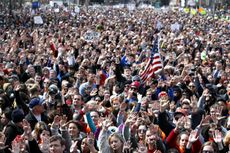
202 151 214 153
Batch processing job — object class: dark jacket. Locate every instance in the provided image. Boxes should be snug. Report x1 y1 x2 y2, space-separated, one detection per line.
25 111 49 130
4 121 24 153
28 139 42 153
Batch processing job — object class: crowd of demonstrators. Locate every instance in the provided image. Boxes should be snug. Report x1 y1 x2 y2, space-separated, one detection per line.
0 4 230 153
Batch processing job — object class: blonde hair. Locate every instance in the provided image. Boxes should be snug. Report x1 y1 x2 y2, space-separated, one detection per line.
223 131 230 146
108 132 124 152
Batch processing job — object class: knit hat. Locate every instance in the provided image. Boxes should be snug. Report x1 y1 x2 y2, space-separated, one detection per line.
3 83 11 91
11 109 24 123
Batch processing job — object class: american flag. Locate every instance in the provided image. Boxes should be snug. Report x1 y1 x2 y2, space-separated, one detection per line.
140 36 163 83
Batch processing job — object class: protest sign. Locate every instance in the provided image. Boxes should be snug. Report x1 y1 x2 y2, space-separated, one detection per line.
74 6 80 13
84 31 100 42
171 22 180 32
156 21 162 30
54 8 60 13
32 1 40 9
34 16 43 24
190 8 197 15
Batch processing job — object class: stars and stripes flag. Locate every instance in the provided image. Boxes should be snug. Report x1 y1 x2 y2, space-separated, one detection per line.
140 36 163 83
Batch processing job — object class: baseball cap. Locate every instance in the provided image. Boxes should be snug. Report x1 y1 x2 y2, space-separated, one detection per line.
29 97 43 108
130 81 140 89
174 108 186 116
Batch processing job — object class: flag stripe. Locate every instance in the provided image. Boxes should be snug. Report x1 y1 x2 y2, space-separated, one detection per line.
140 37 163 83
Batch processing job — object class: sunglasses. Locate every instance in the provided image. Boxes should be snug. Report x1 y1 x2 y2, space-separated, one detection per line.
130 87 137 91
138 129 147 133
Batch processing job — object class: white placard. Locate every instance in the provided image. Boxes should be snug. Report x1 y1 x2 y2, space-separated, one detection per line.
31 9 35 15
74 6 80 13
34 16 43 24
187 0 196 6
84 31 100 42
50 1 63 7
63 7 68 12
156 21 162 30
54 8 60 13
171 22 180 32
127 4 135 11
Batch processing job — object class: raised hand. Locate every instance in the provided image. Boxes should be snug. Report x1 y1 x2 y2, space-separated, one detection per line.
149 124 159 136
184 116 191 129
0 135 7 150
159 99 169 112
90 88 98 97
126 112 137 125
102 116 113 130
52 115 61 127
175 117 185 133
70 141 78 153
188 130 199 143
60 115 68 129
213 129 222 144
10 141 20 153
123 141 132 153
82 102 97 113
22 119 32 136
86 132 95 148
39 135 49 153
199 115 211 127
137 142 147 153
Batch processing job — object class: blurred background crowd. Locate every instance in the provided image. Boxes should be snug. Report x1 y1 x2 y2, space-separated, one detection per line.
0 2 230 153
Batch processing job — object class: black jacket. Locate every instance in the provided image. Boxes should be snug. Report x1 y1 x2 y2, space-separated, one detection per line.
4 121 24 153
25 111 49 130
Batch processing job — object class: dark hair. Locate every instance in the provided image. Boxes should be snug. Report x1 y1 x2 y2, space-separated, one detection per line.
33 121 50 143
167 148 179 153
49 135 66 146
67 120 82 133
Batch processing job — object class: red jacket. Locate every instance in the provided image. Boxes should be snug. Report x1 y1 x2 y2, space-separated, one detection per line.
166 129 202 153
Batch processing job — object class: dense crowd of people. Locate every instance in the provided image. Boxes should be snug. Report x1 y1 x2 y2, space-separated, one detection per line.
0 4 229 153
